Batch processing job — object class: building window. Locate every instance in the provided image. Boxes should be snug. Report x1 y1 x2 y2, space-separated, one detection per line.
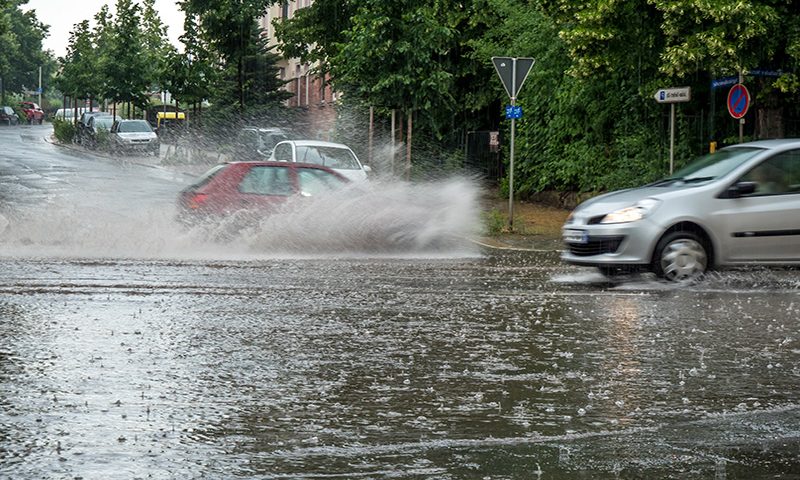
281 1 289 19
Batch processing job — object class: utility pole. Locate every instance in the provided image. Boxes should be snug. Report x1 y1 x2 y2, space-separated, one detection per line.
38 66 42 107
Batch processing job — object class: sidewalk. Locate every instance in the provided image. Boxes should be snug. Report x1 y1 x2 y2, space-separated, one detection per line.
481 198 569 251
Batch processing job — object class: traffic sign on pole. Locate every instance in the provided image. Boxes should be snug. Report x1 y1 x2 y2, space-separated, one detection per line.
492 57 535 231
492 57 534 100
505 105 522 119
654 87 691 103
653 86 691 174
727 83 750 119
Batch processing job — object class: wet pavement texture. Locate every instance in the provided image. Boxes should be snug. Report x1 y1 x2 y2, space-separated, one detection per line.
1 126 800 479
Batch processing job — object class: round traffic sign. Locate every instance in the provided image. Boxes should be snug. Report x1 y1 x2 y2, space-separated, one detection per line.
727 84 750 119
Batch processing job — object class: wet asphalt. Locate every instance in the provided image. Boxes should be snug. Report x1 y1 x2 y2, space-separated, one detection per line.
1 125 799 479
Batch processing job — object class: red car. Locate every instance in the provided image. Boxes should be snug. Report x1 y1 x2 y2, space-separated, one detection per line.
20 102 44 124
178 161 350 223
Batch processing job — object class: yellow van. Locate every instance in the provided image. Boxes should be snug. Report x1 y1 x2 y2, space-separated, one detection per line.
156 111 186 129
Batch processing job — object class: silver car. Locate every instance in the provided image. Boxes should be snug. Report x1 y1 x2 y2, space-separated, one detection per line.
562 139 800 281
110 119 160 156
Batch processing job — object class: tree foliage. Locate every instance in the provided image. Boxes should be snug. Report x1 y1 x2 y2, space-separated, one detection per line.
0 0 52 104
179 0 291 114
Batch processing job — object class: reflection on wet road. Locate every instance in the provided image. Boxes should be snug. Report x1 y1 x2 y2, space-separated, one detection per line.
1 126 799 478
2 253 799 479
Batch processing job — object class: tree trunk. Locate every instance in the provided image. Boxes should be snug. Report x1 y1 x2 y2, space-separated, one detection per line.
756 108 784 140
406 110 412 180
238 53 245 112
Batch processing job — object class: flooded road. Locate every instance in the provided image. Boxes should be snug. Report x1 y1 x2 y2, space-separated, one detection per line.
1 127 800 478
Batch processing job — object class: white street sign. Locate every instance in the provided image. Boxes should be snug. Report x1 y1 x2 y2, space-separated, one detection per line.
654 87 691 103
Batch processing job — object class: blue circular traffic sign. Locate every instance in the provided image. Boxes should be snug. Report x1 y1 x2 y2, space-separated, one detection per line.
727 84 750 119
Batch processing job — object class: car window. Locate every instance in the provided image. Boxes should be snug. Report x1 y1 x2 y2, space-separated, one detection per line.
740 150 800 195
297 168 346 196
93 118 114 130
273 143 293 161
238 166 293 196
666 147 764 182
296 146 360 170
260 132 287 152
239 130 259 149
118 121 153 133
188 164 227 190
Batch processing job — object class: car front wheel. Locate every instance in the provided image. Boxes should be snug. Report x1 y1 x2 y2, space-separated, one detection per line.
652 231 708 282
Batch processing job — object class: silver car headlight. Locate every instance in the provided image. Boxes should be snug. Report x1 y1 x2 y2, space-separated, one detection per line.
600 198 661 224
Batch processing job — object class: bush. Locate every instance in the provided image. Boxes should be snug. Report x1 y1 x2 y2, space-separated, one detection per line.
53 118 75 144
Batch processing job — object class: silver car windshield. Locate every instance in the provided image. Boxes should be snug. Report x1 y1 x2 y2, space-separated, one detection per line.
296 146 360 170
118 121 153 133
657 147 764 185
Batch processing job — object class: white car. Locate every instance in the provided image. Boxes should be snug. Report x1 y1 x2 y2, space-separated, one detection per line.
269 140 370 182
110 119 160 156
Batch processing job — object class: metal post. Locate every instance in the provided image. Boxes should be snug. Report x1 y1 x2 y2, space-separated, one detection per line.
738 70 744 143
38 66 42 107
391 109 396 176
368 106 374 165
508 59 517 230
669 103 675 175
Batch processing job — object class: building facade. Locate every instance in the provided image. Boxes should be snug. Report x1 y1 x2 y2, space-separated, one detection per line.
260 1 337 139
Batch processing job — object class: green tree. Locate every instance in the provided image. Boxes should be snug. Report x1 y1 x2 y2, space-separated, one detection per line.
103 0 150 116
180 0 288 113
53 20 97 117
0 0 51 104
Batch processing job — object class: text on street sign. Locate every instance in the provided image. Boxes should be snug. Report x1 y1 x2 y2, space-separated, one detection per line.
654 87 691 103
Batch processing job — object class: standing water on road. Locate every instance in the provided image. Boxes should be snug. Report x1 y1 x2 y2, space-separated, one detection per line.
2 129 799 478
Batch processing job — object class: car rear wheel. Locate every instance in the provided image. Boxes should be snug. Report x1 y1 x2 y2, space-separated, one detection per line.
652 231 708 282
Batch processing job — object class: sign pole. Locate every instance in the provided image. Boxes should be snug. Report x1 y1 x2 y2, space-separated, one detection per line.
508 59 517 230
653 87 690 175
738 70 744 143
492 56 534 231
669 103 675 175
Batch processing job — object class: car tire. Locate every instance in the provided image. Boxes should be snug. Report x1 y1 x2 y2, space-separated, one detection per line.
652 231 708 282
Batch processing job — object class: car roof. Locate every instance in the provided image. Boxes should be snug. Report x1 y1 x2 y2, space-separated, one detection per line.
279 139 351 149
242 127 287 133
225 160 350 178
725 138 800 150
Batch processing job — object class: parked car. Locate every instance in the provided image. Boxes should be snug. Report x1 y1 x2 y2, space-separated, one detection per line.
0 106 20 125
177 161 350 223
20 101 44 124
269 140 371 182
83 115 121 149
77 111 112 144
54 108 87 122
561 139 800 282
109 119 160 156
235 127 290 159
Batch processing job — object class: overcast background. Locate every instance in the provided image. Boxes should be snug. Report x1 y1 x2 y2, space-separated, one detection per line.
24 0 184 58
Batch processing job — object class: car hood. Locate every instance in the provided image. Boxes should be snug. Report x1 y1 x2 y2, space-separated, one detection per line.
116 132 157 140
572 183 708 219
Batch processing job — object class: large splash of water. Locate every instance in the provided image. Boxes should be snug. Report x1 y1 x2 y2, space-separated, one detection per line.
0 177 484 260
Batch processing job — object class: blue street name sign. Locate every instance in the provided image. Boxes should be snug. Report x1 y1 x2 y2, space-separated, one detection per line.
505 105 522 119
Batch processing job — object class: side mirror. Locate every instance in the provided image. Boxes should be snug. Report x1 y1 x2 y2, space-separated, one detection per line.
363 164 372 173
725 181 757 198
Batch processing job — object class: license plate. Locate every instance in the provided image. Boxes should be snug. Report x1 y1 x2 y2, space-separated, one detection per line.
563 229 588 244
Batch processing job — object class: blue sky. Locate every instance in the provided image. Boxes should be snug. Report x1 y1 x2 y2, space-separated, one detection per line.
24 0 185 58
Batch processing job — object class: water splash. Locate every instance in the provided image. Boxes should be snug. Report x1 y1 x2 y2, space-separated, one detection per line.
0 177 484 260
